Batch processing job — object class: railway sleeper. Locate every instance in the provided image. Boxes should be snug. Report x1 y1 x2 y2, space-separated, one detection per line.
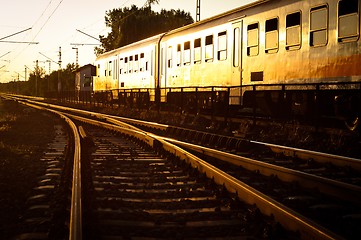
82 127 297 239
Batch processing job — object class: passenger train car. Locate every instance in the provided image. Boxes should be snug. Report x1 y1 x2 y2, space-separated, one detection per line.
93 0 361 130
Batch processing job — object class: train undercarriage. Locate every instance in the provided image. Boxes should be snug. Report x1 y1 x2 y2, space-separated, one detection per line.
243 89 361 131
74 82 361 132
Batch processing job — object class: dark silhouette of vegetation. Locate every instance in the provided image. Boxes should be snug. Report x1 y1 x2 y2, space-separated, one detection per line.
95 5 193 55
0 64 77 97
0 1 193 96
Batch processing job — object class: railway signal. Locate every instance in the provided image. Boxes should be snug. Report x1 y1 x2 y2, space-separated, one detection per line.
196 0 201 22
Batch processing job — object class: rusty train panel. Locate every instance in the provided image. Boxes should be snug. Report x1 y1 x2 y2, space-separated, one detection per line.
92 0 361 129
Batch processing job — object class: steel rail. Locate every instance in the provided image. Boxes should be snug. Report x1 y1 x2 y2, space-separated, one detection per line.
4 97 83 240
59 104 358 170
55 111 343 240
2 94 356 239
106 114 361 170
110 116 361 171
8 95 360 196
4 94 162 131
66 104 361 204
68 121 82 240
164 138 361 204
5 94 360 171
155 133 343 240
252 140 361 171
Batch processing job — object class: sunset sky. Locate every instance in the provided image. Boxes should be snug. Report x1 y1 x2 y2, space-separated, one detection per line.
0 0 255 83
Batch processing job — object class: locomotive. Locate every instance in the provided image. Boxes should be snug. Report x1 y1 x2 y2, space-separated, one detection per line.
93 0 361 130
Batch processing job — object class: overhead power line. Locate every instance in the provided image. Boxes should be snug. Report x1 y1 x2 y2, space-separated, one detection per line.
39 52 58 65
70 43 101 46
30 0 65 44
76 29 100 42
0 51 11 59
0 28 32 41
0 41 39 44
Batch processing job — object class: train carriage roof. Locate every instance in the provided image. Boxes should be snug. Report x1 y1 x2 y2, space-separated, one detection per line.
163 0 271 36
96 0 276 60
96 33 164 61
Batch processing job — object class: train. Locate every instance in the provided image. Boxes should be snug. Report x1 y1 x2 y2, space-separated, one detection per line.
92 0 361 130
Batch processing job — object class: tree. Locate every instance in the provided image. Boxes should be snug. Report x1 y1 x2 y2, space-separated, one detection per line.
95 5 193 55
28 66 46 96
61 63 77 92
147 0 160 6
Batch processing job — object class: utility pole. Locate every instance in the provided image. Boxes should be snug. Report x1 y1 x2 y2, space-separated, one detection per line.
39 52 56 72
35 60 38 96
38 52 59 94
72 47 79 68
196 0 201 22
58 47 62 94
38 60 51 74
46 60 51 74
14 73 20 94
25 65 33 81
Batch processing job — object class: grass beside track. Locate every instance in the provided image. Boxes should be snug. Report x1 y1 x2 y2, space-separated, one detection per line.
0 98 56 239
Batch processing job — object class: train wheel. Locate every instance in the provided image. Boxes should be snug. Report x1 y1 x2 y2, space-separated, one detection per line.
335 95 360 132
345 115 360 132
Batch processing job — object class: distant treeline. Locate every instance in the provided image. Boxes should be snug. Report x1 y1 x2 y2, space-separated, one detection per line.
0 4 193 96
0 64 76 96
95 5 194 55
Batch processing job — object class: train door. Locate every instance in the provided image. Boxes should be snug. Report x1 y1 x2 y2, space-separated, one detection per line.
230 20 243 105
160 45 167 102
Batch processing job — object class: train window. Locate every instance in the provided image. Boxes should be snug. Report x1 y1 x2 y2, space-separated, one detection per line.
161 47 165 75
134 55 139 72
251 71 263 81
184 41 191 65
140 53 144 72
119 58 124 75
129 56 133 73
177 44 182 66
286 12 301 50
108 61 112 77
310 5 328 47
167 47 173 68
205 35 214 62
146 54 149 72
265 18 279 53
150 50 154 75
247 23 259 56
124 57 128 74
113 60 117 79
194 38 201 64
233 28 240 67
338 0 359 42
218 31 227 61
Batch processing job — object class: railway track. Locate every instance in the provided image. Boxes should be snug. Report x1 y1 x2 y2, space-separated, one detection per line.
92 111 361 239
3 94 359 239
2 101 80 239
20 124 69 239
79 125 292 239
174 141 361 239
